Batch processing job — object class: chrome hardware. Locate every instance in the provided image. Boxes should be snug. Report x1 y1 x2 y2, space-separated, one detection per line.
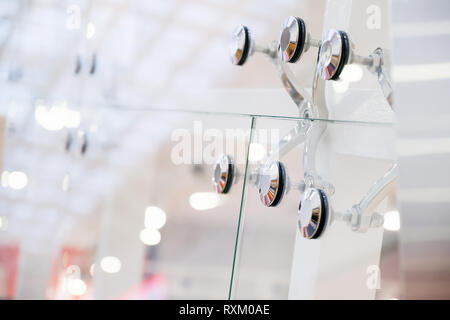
337 164 397 233
227 25 395 238
229 25 252 66
73 53 97 76
65 131 74 152
74 54 82 75
78 130 88 155
279 16 321 63
89 53 97 75
229 24 278 66
65 130 88 156
369 48 393 106
227 23 328 210
258 160 286 207
317 29 350 81
212 154 234 194
317 29 393 106
298 187 328 239
229 24 319 117
269 121 310 159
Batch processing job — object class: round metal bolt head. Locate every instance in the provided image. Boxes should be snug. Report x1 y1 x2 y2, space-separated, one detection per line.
298 187 328 239
279 16 306 63
258 160 286 207
212 154 234 194
229 25 251 66
317 29 350 80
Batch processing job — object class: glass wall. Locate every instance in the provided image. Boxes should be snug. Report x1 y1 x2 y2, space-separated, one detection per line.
1 0 447 301
230 117 396 299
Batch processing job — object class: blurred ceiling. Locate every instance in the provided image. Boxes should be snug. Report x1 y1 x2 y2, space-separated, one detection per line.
0 0 324 246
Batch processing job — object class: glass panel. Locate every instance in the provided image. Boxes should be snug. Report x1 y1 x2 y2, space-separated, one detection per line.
322 0 394 123
1 108 252 299
231 117 396 299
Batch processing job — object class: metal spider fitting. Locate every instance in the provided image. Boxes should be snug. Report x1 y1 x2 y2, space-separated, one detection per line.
317 29 393 107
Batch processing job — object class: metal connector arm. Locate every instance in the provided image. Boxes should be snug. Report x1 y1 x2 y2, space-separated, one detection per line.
258 41 313 117
363 48 394 108
340 163 397 232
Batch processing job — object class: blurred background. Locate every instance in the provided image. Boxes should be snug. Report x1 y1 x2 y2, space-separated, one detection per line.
0 0 448 300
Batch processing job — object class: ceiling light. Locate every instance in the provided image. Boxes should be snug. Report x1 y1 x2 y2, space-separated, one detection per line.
62 174 70 192
8 171 28 190
0 216 8 231
86 22 95 39
144 206 167 229
100 256 121 274
66 278 87 296
189 192 221 211
35 104 81 131
139 228 161 246
383 210 401 231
